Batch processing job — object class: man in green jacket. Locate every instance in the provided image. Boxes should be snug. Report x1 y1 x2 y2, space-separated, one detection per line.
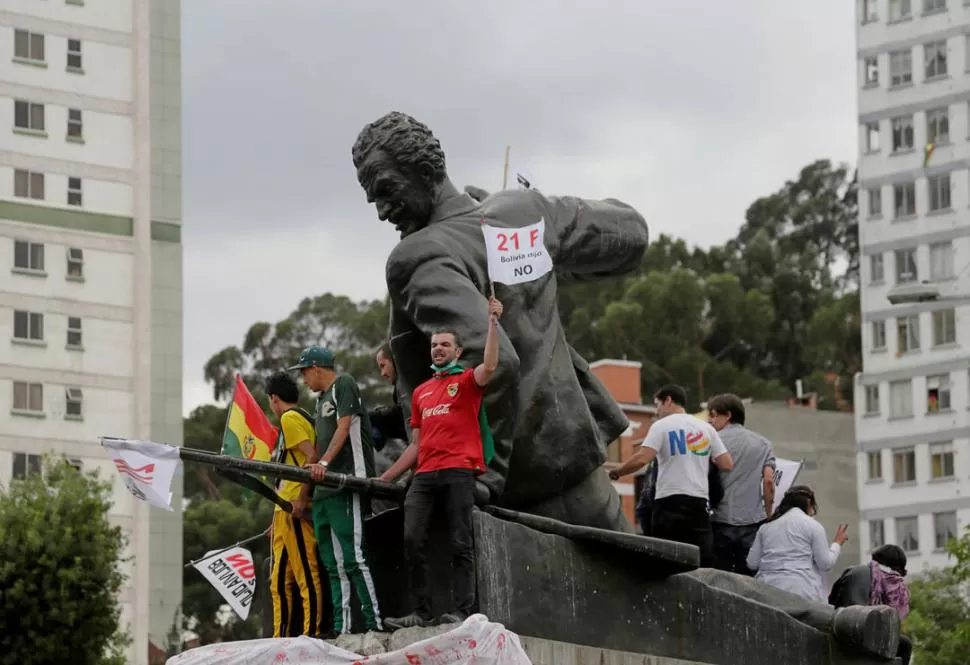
289 346 382 634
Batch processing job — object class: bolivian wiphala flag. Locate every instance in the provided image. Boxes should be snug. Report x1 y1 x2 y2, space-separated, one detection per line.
222 374 277 462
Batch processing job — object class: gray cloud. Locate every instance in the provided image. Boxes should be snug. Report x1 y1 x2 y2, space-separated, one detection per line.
181 0 857 412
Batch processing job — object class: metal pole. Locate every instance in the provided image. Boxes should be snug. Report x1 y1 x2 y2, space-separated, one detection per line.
183 529 269 569
502 145 510 190
178 447 407 501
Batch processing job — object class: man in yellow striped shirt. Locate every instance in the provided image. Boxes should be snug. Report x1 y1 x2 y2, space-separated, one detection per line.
266 372 329 638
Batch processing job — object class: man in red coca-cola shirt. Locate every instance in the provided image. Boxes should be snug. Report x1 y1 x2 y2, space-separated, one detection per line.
380 296 504 630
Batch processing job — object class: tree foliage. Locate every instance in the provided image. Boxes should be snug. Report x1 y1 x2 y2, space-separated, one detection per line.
0 458 130 665
905 526 970 665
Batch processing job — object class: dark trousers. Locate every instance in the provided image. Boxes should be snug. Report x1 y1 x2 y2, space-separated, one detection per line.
712 522 761 576
403 468 476 619
651 494 714 567
897 634 912 665
635 492 653 536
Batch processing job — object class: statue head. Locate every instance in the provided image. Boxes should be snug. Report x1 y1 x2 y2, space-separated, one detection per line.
352 112 448 238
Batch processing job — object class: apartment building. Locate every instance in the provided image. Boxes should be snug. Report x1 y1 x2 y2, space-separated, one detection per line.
854 0 970 571
0 2 182 663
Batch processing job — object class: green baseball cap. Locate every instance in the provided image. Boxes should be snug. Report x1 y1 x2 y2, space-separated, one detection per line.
287 346 335 371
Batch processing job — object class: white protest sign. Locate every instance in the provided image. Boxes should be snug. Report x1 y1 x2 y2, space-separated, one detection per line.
771 457 804 512
481 219 553 286
191 547 258 621
100 437 179 511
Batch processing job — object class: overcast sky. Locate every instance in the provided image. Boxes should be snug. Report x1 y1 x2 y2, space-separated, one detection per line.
180 0 858 414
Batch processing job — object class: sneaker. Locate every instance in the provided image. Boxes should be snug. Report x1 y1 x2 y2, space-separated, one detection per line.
385 613 432 630
438 612 468 625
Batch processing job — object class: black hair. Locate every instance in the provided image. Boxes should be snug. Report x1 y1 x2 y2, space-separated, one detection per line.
767 485 818 523
872 544 908 577
431 329 463 349
266 371 299 404
654 384 688 408
707 393 746 426
377 343 394 362
352 112 447 187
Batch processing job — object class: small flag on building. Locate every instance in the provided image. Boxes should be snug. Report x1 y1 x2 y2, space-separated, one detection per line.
222 374 277 462
923 142 936 168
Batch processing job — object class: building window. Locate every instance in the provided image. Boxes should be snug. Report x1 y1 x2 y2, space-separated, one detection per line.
926 107 950 144
897 315 920 353
893 447 917 482
67 177 82 206
889 380 913 418
14 100 45 133
12 381 43 413
896 516 920 553
891 116 915 152
894 248 917 282
870 254 885 283
13 240 44 272
865 385 881 415
932 308 956 345
13 30 45 63
65 387 83 419
928 173 951 211
870 520 886 550
929 241 955 280
929 442 955 479
67 317 82 348
893 183 916 218
13 310 44 342
924 0 947 12
889 49 913 86
872 320 887 350
933 511 957 550
12 453 42 479
865 122 881 152
867 187 882 217
67 109 83 140
924 40 948 79
67 248 84 279
606 438 622 464
927 374 952 412
867 450 883 479
67 39 83 71
889 0 913 21
14 169 45 200
864 57 879 85
67 458 82 472
862 0 879 22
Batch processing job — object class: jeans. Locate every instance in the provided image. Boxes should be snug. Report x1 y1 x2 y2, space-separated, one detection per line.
712 522 761 576
652 494 714 567
403 468 476 618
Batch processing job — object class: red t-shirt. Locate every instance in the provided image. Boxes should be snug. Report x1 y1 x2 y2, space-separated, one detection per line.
410 368 485 474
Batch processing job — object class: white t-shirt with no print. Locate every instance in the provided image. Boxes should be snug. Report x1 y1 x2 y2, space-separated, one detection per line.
642 412 727 500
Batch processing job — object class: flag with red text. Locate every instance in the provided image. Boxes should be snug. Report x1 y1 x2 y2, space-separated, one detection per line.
191 546 258 620
481 219 553 286
101 437 179 511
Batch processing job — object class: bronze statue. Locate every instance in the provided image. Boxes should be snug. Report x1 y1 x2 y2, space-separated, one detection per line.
352 112 648 532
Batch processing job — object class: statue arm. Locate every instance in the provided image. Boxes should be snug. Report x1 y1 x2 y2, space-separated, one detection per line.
543 194 649 282
391 251 520 496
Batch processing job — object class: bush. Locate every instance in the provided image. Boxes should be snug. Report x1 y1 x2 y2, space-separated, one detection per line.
0 458 130 665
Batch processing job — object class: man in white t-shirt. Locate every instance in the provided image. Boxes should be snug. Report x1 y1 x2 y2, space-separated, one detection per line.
610 384 733 565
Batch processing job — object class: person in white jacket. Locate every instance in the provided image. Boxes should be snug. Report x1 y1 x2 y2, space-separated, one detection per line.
746 485 849 601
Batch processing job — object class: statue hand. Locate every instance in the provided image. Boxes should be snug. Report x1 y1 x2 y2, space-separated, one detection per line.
473 480 491 506
465 185 491 203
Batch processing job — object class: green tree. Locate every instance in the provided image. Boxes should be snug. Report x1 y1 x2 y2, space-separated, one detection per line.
905 526 970 665
0 458 130 665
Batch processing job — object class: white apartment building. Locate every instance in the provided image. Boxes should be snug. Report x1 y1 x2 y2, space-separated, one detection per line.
0 2 182 663
854 0 970 572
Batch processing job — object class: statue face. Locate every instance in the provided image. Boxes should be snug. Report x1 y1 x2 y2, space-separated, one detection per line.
357 149 434 239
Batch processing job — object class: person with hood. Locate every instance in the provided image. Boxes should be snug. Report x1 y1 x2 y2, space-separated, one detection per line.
829 544 912 665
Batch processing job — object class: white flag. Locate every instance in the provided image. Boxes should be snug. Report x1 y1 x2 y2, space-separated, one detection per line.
481 219 553 286
100 437 179 511
192 547 258 620
771 457 804 512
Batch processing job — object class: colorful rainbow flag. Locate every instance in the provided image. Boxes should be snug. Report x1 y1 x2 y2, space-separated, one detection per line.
923 142 936 168
222 374 277 462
